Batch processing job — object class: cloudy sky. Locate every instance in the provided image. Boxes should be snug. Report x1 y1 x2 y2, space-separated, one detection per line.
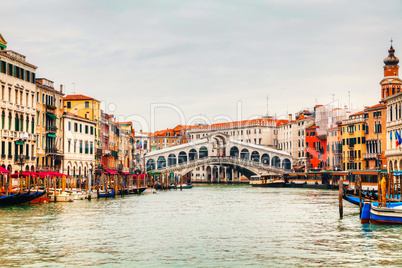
1 0 401 132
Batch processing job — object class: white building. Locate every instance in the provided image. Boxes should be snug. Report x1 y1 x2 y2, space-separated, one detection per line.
0 34 38 173
134 131 150 172
62 112 96 179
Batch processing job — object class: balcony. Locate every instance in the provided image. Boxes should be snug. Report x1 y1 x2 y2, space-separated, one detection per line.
1 130 37 141
1 154 5 159
14 155 30 162
363 153 379 159
96 148 102 156
385 148 402 157
45 147 58 154
46 125 58 132
347 156 355 162
103 149 111 156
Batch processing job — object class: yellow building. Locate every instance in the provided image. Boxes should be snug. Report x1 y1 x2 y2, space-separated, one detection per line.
35 79 64 172
117 122 135 172
341 111 367 170
63 94 101 166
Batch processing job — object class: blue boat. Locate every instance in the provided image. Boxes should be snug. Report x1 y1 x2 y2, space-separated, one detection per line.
98 188 115 198
362 202 402 225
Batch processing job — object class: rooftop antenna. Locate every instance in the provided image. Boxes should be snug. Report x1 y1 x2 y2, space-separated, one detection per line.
391 38 394 47
72 83 76 95
266 94 269 117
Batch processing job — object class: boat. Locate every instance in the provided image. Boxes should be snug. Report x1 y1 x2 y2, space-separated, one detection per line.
142 187 157 194
0 195 15 206
250 174 285 187
98 188 115 198
48 189 74 202
361 202 402 224
128 187 147 194
169 184 194 189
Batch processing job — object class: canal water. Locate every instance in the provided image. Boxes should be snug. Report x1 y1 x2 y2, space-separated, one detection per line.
1 185 402 267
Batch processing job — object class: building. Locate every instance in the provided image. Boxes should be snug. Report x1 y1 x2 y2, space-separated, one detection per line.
0 34 38 174
35 78 64 172
306 125 327 170
341 111 367 170
63 94 101 168
99 111 110 171
116 122 135 173
384 44 402 171
62 112 96 178
364 103 387 170
134 130 150 172
150 125 193 151
326 124 342 170
188 118 288 149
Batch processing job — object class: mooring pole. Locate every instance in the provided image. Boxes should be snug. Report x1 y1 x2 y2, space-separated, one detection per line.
339 177 343 218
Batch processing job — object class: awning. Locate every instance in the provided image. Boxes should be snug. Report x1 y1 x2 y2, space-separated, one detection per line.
39 171 69 178
47 133 57 138
120 171 131 176
0 166 10 174
47 113 58 119
105 169 118 175
15 141 25 145
11 171 39 178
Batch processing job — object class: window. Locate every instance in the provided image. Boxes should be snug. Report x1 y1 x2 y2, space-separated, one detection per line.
80 124 82 133
85 125 88 134
85 101 89 108
68 122 71 131
80 141 83 153
67 102 71 108
74 123 78 132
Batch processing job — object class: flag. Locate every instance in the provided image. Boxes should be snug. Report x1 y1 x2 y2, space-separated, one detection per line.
396 131 399 147
397 131 402 147
390 131 393 139
139 141 142 151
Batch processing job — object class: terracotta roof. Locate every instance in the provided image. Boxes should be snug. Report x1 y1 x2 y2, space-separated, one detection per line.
351 111 365 116
117 121 132 126
364 103 387 110
63 94 98 101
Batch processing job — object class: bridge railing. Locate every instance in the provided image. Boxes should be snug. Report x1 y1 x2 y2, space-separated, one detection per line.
153 156 290 174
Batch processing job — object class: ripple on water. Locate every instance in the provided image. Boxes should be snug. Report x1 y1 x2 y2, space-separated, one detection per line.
1 186 402 267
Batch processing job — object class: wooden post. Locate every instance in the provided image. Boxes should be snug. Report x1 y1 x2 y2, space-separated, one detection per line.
353 174 356 195
382 176 387 207
5 174 9 195
53 176 57 202
46 175 50 199
62 176 66 193
180 175 183 191
388 171 391 200
136 174 140 195
339 177 343 218
359 176 362 218
378 174 381 204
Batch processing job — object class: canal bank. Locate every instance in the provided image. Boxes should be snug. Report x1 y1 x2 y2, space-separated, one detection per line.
1 184 402 267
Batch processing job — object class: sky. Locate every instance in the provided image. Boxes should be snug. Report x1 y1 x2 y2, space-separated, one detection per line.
1 0 401 132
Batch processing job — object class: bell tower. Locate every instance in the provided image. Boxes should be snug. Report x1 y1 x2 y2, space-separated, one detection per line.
381 39 402 100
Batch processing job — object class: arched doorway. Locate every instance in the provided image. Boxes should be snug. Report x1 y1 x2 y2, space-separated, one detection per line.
178 151 187 163
199 147 208 158
272 156 280 168
282 158 291 170
240 149 249 160
251 151 260 162
189 149 198 161
206 166 212 182
168 154 177 166
261 154 270 165
230 146 239 157
146 159 156 171
157 156 166 168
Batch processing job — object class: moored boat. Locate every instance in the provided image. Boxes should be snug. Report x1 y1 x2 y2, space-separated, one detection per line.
250 174 285 187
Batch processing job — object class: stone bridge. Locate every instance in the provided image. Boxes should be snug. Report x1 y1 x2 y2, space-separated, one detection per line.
143 133 293 181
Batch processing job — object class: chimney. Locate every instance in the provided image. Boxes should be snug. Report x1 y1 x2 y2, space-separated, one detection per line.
74 108 78 116
60 84 63 93
140 130 143 133
288 114 292 122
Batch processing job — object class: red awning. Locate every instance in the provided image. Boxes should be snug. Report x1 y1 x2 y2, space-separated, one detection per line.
0 166 10 174
11 171 38 178
105 169 118 175
120 171 131 176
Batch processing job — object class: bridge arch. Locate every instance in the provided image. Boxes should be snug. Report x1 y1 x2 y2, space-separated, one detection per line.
251 151 260 162
146 159 156 171
261 153 270 165
240 149 249 160
178 151 187 163
168 154 177 166
157 156 166 169
189 149 198 161
230 146 239 157
272 156 280 168
199 146 208 158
